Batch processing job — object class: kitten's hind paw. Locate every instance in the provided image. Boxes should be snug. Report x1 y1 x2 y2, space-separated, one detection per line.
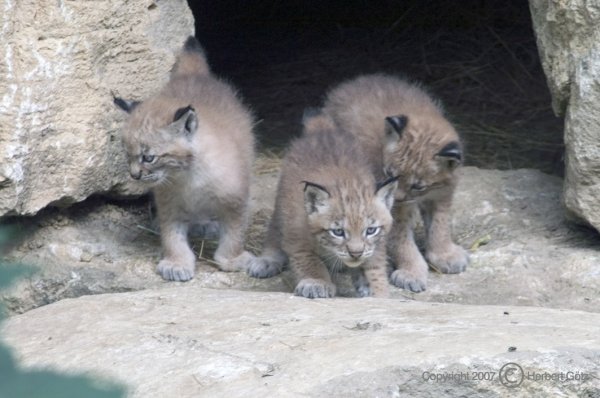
157 259 195 281
247 257 283 278
247 250 287 278
355 285 372 297
351 271 371 297
390 269 427 293
426 244 469 274
295 278 336 298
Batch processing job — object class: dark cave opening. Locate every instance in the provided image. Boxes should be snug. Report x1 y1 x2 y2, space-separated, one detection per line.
186 0 564 175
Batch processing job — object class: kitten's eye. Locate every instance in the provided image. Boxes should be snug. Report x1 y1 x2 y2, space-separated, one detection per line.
329 228 345 238
365 226 380 237
141 154 157 164
410 183 426 192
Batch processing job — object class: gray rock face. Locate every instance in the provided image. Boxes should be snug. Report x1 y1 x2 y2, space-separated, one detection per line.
563 50 600 232
0 0 194 216
529 0 600 115
529 1 600 231
2 288 599 397
3 167 599 315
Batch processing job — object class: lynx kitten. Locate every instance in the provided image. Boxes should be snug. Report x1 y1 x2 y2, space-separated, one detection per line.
248 111 397 298
323 73 469 292
114 37 257 281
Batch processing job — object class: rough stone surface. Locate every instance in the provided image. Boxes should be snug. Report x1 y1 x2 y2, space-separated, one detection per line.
562 47 600 233
3 167 600 315
0 0 194 216
529 0 600 115
530 1 600 231
1 288 599 397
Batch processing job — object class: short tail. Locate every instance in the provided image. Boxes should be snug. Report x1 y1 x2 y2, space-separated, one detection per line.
171 36 210 78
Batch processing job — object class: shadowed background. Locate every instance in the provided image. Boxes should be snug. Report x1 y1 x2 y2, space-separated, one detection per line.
188 0 563 175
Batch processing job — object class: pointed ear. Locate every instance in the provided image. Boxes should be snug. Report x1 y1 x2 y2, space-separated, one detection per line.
113 96 140 113
302 181 331 215
385 115 408 141
375 176 398 210
384 115 407 153
172 105 198 136
436 141 462 170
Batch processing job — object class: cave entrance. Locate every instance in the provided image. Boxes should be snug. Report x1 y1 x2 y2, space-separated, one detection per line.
188 0 563 175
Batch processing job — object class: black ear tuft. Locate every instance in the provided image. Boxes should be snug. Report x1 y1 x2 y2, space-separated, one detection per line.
437 141 462 161
173 105 195 122
302 180 330 196
385 115 408 136
113 96 140 113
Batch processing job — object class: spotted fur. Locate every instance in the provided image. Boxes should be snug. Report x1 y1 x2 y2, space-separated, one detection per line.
248 112 397 298
323 74 469 292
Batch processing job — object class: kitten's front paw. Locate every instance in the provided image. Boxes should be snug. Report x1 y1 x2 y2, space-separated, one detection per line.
247 256 284 278
157 259 195 281
355 285 372 297
351 271 372 297
295 278 336 298
426 244 469 274
390 269 427 292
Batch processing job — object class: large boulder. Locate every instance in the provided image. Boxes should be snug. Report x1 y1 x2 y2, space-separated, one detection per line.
529 1 600 115
529 1 600 231
562 48 600 232
1 287 599 397
0 0 194 216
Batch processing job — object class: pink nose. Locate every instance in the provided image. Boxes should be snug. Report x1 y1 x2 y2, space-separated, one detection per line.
130 170 142 180
349 250 363 259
